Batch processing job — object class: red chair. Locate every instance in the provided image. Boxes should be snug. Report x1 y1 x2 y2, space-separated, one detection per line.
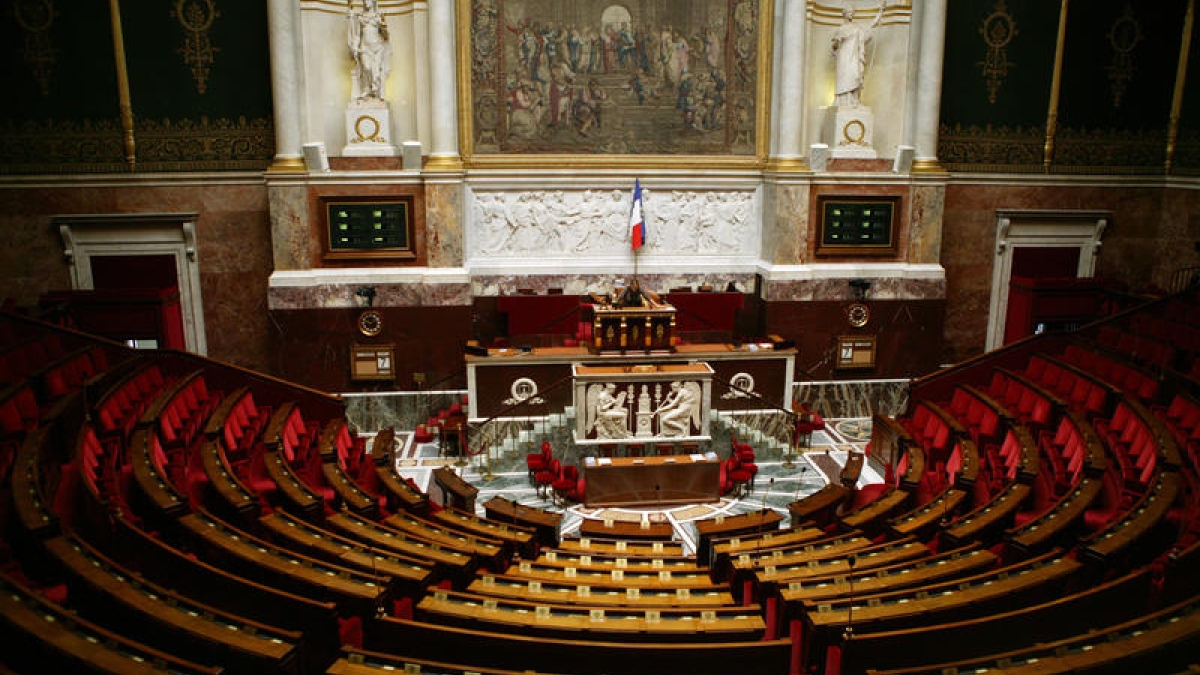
553 464 583 505
526 441 552 484
535 459 559 498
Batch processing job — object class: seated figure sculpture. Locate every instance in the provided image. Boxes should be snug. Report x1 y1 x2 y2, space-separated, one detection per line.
587 382 630 439
656 381 701 437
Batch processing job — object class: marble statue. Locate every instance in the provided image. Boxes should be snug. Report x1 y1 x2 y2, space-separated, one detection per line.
348 0 391 101
587 382 630 439
656 381 701 437
831 1 885 107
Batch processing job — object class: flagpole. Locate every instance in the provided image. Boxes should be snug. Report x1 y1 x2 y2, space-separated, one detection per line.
630 178 644 283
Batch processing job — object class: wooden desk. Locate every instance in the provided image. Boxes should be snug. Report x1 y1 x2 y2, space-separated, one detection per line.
557 537 686 558
178 510 391 617
199 439 259 521
470 574 735 607
1080 469 1181 563
431 466 477 512
778 547 996 604
840 451 864 487
416 589 765 642
434 508 537 559
383 512 507 569
45 535 300 674
583 453 720 507
887 488 968 540
483 497 562 548
375 463 429 514
709 526 827 581
695 510 783 566
324 511 477 581
1006 476 1101 554
787 484 849 528
592 305 676 353
578 517 675 542
129 427 188 520
0 569 222 675
321 460 378 517
257 512 434 594
942 481 1032 549
363 618 794 675
261 448 323 518
11 428 58 539
837 488 911 535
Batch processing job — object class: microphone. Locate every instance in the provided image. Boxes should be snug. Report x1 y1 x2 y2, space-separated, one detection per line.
794 466 808 502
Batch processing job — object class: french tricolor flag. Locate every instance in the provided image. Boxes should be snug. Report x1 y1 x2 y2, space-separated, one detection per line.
630 179 645 251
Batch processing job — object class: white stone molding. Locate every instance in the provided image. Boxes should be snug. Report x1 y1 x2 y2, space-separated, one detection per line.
55 213 208 355
985 209 1111 351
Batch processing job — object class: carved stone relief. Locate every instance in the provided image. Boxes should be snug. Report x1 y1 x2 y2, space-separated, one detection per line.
468 188 757 260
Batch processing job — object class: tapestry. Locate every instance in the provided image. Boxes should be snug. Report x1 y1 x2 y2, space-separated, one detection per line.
467 0 763 156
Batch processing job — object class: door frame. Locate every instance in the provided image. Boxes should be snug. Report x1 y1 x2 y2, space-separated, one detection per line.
985 209 1110 351
55 213 207 355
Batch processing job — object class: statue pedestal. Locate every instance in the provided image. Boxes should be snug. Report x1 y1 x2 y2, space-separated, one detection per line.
822 105 877 159
343 100 397 157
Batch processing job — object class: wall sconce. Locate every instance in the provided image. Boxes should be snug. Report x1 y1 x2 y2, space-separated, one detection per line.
355 286 377 307
848 278 871 302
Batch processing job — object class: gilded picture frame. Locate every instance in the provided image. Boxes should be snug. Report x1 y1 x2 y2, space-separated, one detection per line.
458 0 773 168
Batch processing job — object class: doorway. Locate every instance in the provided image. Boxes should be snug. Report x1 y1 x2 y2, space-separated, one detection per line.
55 214 207 354
985 210 1109 351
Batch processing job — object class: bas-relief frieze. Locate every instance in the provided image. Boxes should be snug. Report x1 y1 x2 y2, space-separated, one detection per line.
467 188 758 260
470 272 758 297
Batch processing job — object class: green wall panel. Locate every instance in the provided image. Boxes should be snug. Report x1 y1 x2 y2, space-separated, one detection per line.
1058 0 1183 133
940 0 1059 128
938 0 1060 171
0 1 123 171
121 0 272 121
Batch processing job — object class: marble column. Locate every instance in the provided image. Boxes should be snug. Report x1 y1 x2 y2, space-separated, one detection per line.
912 0 947 173
767 0 808 171
266 0 305 173
425 0 461 171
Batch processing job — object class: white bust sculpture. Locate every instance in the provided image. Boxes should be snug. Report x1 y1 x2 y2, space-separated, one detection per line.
348 0 391 101
831 1 885 108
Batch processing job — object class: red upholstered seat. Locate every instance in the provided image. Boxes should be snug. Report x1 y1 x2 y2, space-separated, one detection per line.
526 441 552 484
535 458 559 498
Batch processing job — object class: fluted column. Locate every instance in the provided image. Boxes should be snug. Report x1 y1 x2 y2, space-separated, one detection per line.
767 0 808 171
266 0 305 172
911 0 947 173
425 0 461 170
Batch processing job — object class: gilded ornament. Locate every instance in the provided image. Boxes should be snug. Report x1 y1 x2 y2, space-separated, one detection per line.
172 0 220 95
353 114 386 143
842 119 867 146
14 0 56 96
1106 4 1142 109
977 0 1016 105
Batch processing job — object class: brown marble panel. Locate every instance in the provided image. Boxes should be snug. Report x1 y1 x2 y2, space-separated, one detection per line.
940 182 1178 365
0 182 273 376
425 181 463 268
765 299 944 380
268 306 473 392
